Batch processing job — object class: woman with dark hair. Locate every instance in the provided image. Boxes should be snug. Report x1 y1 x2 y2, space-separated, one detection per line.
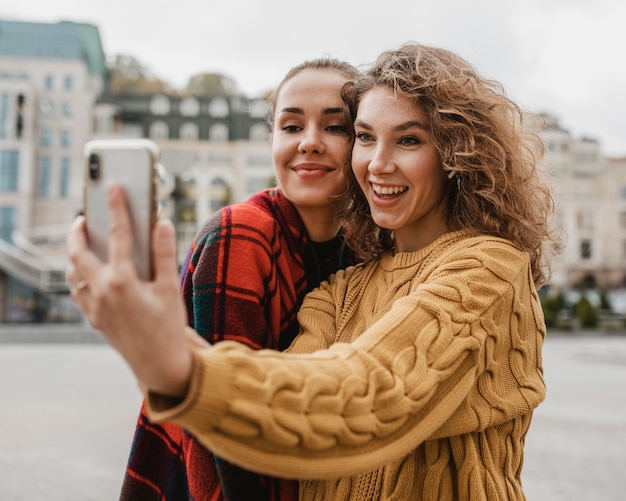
117 57 360 501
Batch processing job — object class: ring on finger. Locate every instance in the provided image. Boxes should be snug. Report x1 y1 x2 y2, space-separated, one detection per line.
75 280 88 292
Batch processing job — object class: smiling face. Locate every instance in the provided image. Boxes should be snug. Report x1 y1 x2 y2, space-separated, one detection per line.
352 86 451 253
271 68 351 237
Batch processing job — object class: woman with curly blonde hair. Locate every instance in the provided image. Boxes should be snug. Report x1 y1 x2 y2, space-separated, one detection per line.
342 43 556 287
67 43 557 500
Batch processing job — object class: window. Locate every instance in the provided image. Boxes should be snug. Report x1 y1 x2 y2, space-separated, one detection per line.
208 151 231 162
150 95 170 115
180 122 199 141
0 150 19 191
40 100 54 118
40 128 52 148
121 122 143 137
16 94 24 139
64 75 73 91
38 157 51 198
576 210 593 230
580 240 592 260
209 177 230 212
59 157 70 198
208 97 229 118
62 102 73 117
149 121 169 139
44 75 54 90
248 154 272 166
60 130 71 148
247 177 271 195
250 123 270 142
209 123 228 142
0 206 16 243
249 99 269 119
180 97 200 116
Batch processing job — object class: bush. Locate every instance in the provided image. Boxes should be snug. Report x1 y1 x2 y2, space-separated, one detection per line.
541 290 566 328
574 296 598 328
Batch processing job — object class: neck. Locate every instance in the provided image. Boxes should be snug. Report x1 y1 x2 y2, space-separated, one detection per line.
298 206 341 242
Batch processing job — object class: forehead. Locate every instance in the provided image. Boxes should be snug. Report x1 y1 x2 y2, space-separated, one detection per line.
357 86 428 123
276 68 349 106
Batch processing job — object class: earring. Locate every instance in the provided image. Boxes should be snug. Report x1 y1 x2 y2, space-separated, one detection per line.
447 170 461 191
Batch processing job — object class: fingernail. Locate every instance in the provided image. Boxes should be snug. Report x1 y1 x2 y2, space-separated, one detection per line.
157 219 175 239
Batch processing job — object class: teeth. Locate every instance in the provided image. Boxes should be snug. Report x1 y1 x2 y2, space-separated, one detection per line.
372 183 407 195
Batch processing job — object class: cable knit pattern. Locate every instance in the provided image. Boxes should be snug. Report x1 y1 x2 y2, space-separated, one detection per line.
148 230 546 501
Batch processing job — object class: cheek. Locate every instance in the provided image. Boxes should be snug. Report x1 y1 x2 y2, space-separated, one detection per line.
350 149 368 177
271 137 291 165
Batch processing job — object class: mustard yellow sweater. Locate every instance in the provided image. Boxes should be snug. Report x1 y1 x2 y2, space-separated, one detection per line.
148 230 546 500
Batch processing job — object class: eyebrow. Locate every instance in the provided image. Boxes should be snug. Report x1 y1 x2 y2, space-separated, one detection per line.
279 107 345 116
355 119 429 131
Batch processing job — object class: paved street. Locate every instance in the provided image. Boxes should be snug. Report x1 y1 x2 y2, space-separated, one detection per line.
0 328 625 500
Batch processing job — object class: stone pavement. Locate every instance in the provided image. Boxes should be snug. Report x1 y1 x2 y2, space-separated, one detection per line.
0 325 625 500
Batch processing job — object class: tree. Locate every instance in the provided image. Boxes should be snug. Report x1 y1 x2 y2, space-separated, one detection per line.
107 54 172 95
185 72 241 97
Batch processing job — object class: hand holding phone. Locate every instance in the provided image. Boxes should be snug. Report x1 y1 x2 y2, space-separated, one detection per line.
83 139 159 280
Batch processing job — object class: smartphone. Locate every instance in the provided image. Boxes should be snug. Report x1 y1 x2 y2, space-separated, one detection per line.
83 139 159 280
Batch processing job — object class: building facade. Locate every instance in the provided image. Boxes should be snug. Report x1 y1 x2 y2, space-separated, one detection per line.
540 114 626 297
0 19 276 322
92 90 275 263
1 18 625 323
0 20 106 321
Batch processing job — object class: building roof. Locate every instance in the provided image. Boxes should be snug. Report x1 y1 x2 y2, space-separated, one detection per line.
0 19 107 79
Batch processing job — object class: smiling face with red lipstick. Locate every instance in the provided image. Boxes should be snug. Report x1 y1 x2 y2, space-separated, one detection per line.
352 86 451 253
272 68 353 241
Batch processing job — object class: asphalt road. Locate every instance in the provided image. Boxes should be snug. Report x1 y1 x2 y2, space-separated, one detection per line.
0 327 625 500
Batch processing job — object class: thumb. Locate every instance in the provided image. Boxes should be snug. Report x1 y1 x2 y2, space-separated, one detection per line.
152 219 179 284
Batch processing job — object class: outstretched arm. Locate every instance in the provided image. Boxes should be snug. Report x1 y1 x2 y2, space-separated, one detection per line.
66 182 196 397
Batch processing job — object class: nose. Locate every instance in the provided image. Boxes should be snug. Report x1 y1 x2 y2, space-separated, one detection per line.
298 128 325 155
367 144 395 175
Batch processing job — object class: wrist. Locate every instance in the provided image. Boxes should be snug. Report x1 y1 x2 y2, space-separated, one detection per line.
149 348 194 399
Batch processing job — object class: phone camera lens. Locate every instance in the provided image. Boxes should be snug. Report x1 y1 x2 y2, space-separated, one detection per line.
88 153 100 181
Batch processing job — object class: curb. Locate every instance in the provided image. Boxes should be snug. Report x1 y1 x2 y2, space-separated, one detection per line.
0 323 104 343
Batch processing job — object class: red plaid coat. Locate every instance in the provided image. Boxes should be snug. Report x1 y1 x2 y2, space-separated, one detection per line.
120 189 356 501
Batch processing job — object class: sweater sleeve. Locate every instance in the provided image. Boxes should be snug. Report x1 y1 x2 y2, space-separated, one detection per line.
146 240 546 479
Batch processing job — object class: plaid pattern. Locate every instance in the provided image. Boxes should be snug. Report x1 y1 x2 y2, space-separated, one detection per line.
120 189 355 501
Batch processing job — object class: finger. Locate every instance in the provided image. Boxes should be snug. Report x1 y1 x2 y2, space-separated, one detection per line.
152 219 180 286
66 216 88 257
66 216 102 281
106 183 135 266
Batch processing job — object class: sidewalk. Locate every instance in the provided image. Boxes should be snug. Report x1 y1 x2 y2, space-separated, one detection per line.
0 328 625 500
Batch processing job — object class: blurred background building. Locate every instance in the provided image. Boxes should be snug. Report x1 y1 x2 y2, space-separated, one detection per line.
0 18 625 324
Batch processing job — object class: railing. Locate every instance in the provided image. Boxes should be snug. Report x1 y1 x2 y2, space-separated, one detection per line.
0 236 68 292
0 222 198 293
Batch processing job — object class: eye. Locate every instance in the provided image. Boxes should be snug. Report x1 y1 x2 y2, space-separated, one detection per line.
356 132 374 142
281 124 302 133
326 124 347 134
399 136 421 146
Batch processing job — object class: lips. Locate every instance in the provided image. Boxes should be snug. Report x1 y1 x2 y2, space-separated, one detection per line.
293 163 333 173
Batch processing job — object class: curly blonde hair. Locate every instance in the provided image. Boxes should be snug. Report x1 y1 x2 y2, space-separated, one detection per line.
340 43 558 287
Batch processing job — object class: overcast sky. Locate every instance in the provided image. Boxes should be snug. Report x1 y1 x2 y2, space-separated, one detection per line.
4 0 625 156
